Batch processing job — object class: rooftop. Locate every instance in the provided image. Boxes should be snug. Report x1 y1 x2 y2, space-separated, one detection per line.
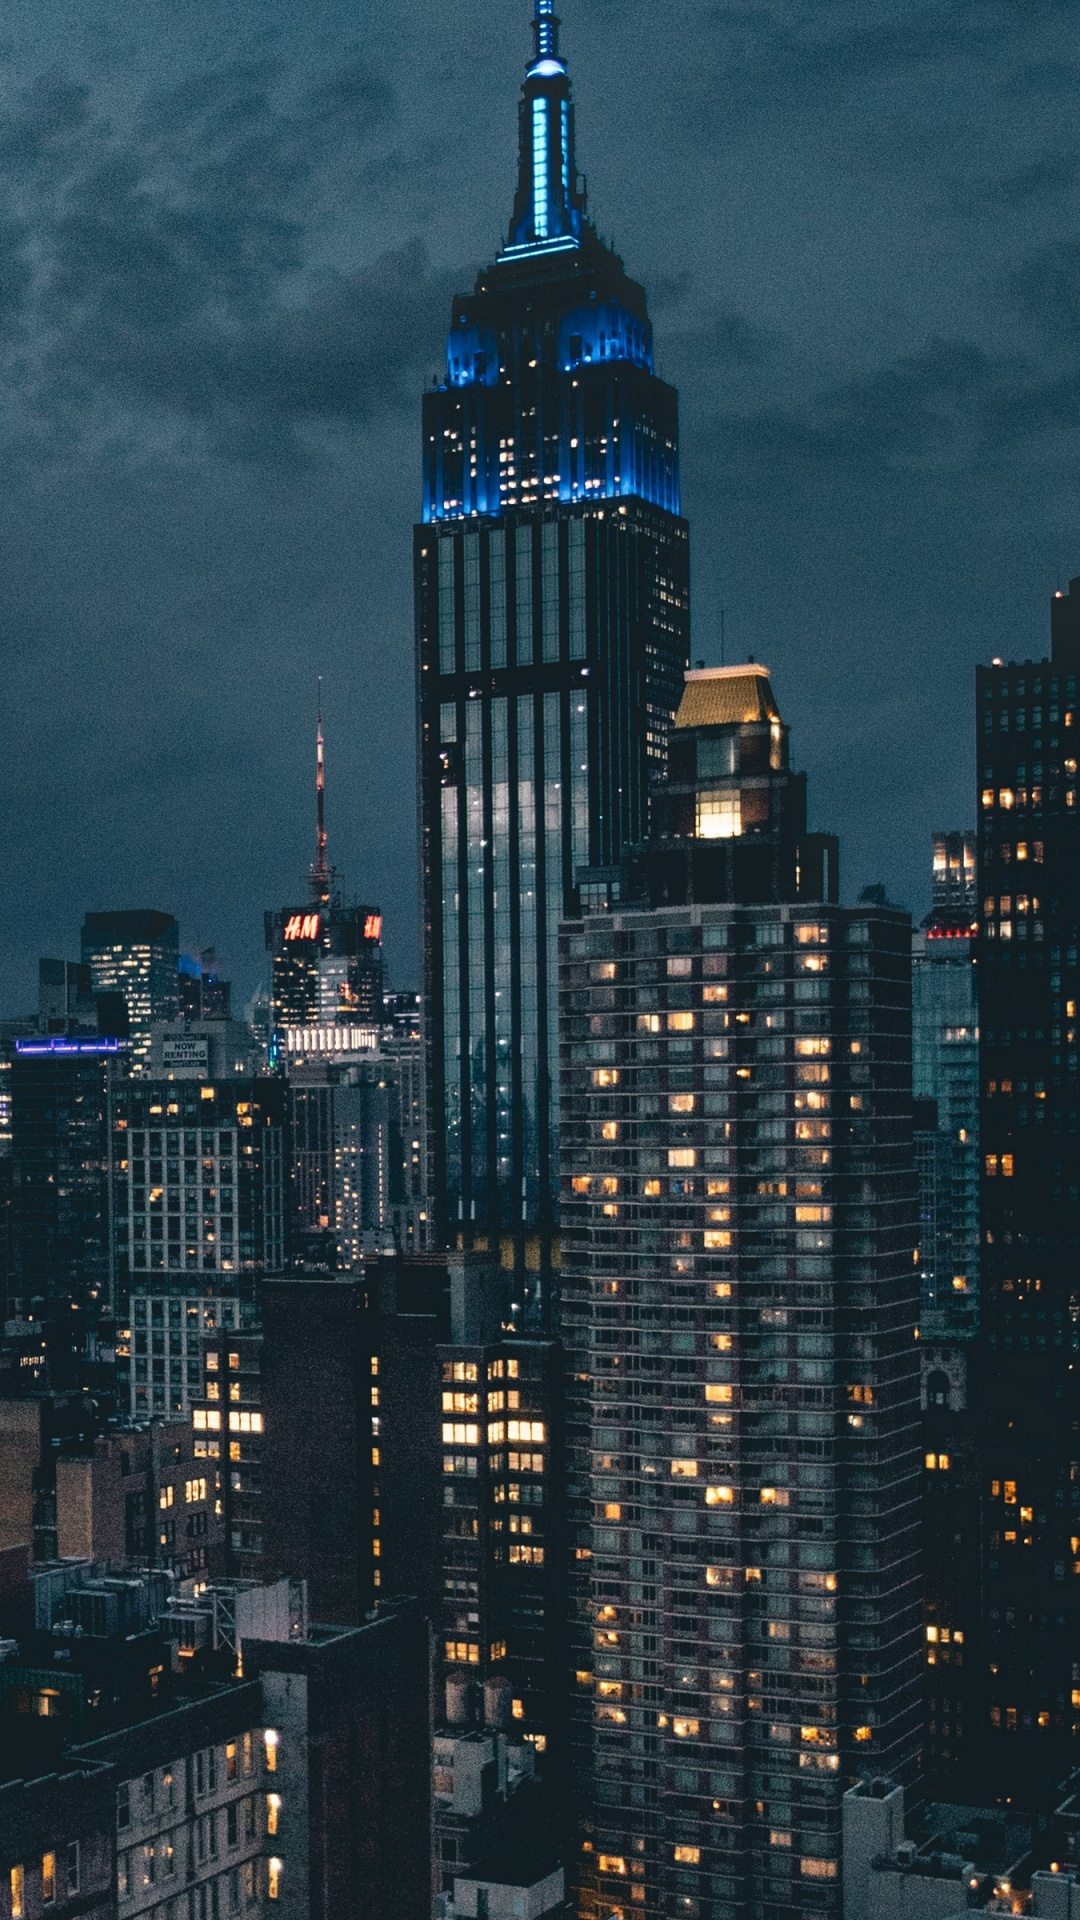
674 664 780 730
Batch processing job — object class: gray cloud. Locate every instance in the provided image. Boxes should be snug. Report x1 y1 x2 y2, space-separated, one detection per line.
1 0 1079 1011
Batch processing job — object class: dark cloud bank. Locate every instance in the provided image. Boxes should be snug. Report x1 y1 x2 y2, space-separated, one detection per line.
2 0 1080 1008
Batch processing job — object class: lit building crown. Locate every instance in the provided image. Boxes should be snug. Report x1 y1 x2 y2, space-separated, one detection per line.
422 2 678 524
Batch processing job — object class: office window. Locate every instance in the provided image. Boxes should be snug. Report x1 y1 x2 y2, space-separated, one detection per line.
41 1853 56 1905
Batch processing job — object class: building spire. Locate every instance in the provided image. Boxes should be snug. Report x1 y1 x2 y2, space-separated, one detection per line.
534 0 559 61
310 678 332 909
503 0 586 258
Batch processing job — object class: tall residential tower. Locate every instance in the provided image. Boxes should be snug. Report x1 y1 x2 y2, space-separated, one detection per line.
417 0 690 1312
561 666 921 1920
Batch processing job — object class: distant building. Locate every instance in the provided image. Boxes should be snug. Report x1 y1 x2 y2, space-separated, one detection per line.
54 1421 222 1582
378 1009 433 1253
266 904 384 1049
192 1325 264 1584
178 953 232 1022
37 959 97 1033
9 1037 127 1331
113 1078 286 1420
144 1021 257 1083
974 581 1080 1802
287 1053 394 1269
265 703 384 1055
81 913 180 1075
912 832 979 1333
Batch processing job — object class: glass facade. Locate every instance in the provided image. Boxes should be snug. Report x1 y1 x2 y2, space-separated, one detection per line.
420 506 688 1306
81 911 179 1075
417 4 690 1309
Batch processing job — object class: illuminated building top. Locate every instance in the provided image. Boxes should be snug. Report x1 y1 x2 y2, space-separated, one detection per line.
422 0 679 524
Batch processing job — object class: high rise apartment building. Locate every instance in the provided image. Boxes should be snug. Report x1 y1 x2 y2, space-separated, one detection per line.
417 0 690 1309
973 579 1080 1802
81 912 180 1074
113 1077 286 1419
560 666 921 1920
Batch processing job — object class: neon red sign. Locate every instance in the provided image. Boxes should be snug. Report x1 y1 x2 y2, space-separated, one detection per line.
284 914 321 942
364 915 383 942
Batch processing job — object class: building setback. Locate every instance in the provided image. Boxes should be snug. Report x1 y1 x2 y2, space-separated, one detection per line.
973 578 1080 1802
560 665 921 1920
417 0 690 1315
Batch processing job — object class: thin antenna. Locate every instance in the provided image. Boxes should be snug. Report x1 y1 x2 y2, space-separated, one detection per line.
720 608 726 668
311 678 331 909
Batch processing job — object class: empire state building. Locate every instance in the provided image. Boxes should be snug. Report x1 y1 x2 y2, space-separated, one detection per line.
416 0 690 1311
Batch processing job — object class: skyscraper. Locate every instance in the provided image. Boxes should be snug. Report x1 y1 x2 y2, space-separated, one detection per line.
973 582 1080 1802
9 1036 127 1327
560 665 921 1919
265 703 384 1057
417 0 690 1310
912 832 979 1332
80 911 180 1074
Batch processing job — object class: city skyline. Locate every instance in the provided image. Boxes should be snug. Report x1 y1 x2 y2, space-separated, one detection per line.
1 6 1079 1918
5 0 1080 1009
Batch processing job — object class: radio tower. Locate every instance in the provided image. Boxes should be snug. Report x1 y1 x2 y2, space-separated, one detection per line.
309 679 335 910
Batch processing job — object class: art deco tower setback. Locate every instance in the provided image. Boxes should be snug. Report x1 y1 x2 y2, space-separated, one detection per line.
417 0 690 1302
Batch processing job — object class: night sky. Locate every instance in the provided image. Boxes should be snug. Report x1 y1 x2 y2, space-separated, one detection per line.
2 0 1078 1012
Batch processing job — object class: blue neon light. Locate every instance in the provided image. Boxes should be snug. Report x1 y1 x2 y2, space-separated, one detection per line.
527 57 565 78
532 99 549 239
15 1037 128 1055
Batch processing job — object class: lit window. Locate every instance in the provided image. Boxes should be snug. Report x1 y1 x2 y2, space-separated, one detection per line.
598 1857 627 1876
268 1858 282 1901
10 1867 24 1919
704 1230 732 1249
42 1854 55 1905
266 1794 281 1836
705 1385 733 1404
670 1459 698 1478
801 1858 838 1880
668 1150 696 1169
854 1726 873 1743
705 1485 735 1505
696 790 741 838
666 1012 695 1032
264 1730 279 1774
672 1718 700 1738
674 1846 701 1864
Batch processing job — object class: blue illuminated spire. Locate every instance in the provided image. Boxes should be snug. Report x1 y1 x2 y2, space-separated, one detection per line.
503 0 586 259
